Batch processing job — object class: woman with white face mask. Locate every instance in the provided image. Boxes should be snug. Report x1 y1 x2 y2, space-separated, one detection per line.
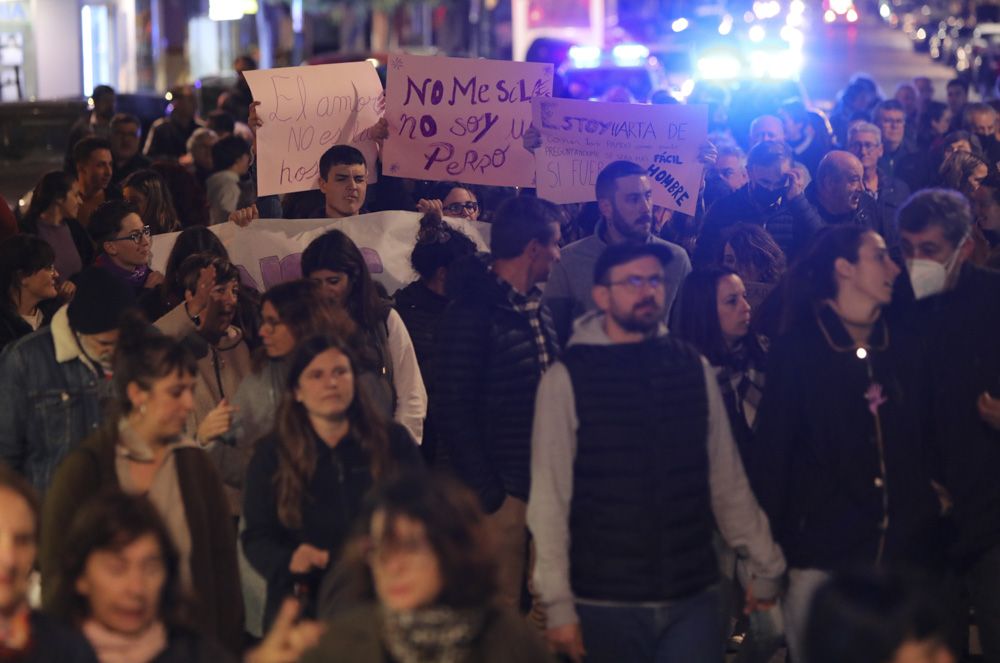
748 224 940 663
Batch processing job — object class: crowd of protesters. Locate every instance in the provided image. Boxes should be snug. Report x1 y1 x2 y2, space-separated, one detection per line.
0 54 998 663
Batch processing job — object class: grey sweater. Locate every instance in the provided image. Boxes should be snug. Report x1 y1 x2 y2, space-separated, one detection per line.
526 311 786 629
541 220 691 346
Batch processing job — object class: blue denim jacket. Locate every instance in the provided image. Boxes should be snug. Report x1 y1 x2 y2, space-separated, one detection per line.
0 306 108 495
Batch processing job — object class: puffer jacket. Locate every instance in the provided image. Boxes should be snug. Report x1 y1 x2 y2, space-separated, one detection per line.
433 255 558 513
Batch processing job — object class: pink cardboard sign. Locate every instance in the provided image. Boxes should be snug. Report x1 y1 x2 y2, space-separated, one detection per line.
382 54 553 187
245 62 384 196
532 97 708 215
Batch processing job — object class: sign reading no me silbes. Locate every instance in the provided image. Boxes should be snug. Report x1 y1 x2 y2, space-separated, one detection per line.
382 54 553 187
531 97 708 216
244 62 384 196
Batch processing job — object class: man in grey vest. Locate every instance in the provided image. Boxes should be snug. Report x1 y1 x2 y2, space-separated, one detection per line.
528 243 785 662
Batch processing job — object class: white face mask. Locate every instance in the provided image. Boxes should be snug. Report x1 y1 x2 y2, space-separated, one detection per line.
906 236 967 300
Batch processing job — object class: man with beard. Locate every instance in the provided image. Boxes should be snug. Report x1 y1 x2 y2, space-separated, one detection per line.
529 242 786 663
695 140 823 269
543 160 690 346
72 136 120 227
155 255 252 511
109 113 151 185
962 102 1000 168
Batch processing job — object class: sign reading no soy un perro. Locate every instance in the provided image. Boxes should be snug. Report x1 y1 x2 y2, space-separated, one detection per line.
531 97 708 215
244 62 384 196
382 54 553 187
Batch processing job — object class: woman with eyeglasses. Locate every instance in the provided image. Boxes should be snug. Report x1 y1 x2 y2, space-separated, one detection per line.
747 225 939 662
41 316 244 654
20 170 93 282
242 335 421 630
392 214 478 464
0 235 62 351
416 182 481 222
300 473 551 663
86 200 165 296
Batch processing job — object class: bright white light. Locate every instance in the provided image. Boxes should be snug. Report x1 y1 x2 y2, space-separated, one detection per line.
209 0 244 21
697 53 743 79
672 17 690 32
781 25 805 48
753 0 782 19
719 14 734 35
786 12 805 27
749 48 803 79
824 9 837 22
917 27 927 39
847 8 859 22
789 0 806 14
612 43 650 65
680 78 696 98
856 347 868 359
749 24 766 42
365 58 379 68
830 0 852 14
879 3 891 18
568 45 601 68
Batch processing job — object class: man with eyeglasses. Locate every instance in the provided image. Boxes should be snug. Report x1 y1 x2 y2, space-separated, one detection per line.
874 100 924 190
87 200 164 295
529 242 785 663
847 121 910 237
543 160 691 347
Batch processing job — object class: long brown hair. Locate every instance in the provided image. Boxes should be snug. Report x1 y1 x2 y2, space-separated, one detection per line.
255 280 357 370
274 335 393 529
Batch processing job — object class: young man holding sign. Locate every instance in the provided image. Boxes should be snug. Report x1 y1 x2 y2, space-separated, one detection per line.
542 160 691 347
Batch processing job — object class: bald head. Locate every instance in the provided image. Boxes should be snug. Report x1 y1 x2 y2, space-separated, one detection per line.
817 151 865 215
749 115 785 146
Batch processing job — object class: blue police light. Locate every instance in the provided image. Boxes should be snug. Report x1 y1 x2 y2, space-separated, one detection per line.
568 45 602 68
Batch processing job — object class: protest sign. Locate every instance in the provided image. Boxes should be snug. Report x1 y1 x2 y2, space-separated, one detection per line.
150 212 490 296
531 97 708 215
244 62 384 196
382 54 553 187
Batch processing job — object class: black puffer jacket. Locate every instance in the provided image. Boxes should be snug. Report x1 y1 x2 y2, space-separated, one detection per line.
434 255 559 513
695 184 824 268
805 183 899 250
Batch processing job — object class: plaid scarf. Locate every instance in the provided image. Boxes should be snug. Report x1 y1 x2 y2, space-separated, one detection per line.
715 337 767 430
382 606 486 663
492 270 552 375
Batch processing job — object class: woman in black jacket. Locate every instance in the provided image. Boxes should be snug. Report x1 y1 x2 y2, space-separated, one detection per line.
749 225 939 662
242 335 421 629
393 214 477 464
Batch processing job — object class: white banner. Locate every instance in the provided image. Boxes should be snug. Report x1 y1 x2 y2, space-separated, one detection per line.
244 62 384 196
150 212 490 295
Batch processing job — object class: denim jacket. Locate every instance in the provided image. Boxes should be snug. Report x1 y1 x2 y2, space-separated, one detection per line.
0 305 110 495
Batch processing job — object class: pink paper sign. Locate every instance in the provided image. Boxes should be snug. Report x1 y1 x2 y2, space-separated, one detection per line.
245 62 384 196
382 54 553 187
532 97 708 215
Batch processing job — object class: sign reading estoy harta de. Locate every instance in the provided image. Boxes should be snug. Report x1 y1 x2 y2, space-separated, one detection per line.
244 62 384 197
382 54 554 187
531 97 708 216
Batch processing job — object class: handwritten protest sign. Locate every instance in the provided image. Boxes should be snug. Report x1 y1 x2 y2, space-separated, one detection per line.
150 212 490 295
531 97 708 215
382 54 553 187
244 62 384 196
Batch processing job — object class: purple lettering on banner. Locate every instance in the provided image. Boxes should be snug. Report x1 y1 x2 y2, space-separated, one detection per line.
259 255 283 290
235 264 260 291
280 253 303 281
361 248 384 274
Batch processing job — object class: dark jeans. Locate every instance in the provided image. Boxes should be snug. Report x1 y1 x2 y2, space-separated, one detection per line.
576 586 723 663
967 543 1000 663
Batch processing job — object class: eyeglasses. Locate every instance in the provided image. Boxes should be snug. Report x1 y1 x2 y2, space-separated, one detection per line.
849 141 880 152
443 201 479 215
604 275 666 291
108 225 152 244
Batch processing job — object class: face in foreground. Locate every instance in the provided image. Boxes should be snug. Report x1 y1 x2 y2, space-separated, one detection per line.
370 511 443 612
76 534 167 636
295 348 355 420
0 488 36 616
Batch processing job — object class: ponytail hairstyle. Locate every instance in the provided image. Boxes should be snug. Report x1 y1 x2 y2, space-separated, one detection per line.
273 335 393 529
22 171 74 226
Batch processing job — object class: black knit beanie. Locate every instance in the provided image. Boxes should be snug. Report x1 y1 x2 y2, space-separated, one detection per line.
67 268 136 334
